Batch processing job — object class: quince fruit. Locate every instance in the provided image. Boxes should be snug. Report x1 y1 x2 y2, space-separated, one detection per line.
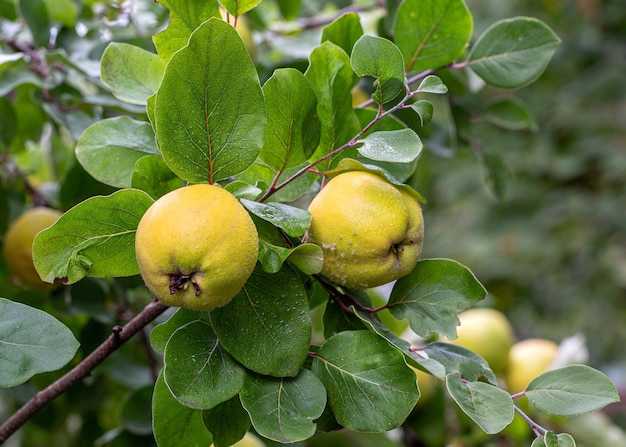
2 207 62 291
307 171 423 289
506 338 558 393
135 184 258 311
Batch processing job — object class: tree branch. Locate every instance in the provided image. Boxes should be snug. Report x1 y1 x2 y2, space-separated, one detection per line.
0 299 169 445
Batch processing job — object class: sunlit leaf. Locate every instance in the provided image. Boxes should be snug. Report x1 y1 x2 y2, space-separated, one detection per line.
357 129 423 163
321 12 363 56
241 200 311 238
220 0 262 16
154 18 265 183
258 240 323 276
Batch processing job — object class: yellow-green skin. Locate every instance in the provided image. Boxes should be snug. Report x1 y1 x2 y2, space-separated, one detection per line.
135 184 258 312
307 171 424 289
506 338 558 393
211 432 266 447
446 308 514 374
2 207 62 291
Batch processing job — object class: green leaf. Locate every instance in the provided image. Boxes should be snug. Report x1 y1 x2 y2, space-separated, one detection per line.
446 373 514 434
351 35 405 104
321 12 364 56
131 155 184 200
352 308 446 379
532 432 577 447
121 385 154 435
100 43 165 106
236 162 317 203
395 0 473 72
220 0 262 16
210 266 311 377
154 18 265 183
388 259 487 338
153 372 213 447
75 117 159 188
480 151 510 202
33 189 154 284
276 0 301 20
241 200 311 238
0 58 46 97
150 308 200 355
43 0 77 27
312 330 419 432
356 129 423 163
202 397 251 447
152 0 220 62
526 365 620 416
258 240 323 276
0 298 79 387
423 342 497 383
260 68 320 170
17 0 50 48
418 75 449 94
305 41 361 166
468 17 561 89
409 100 434 126
164 320 246 410
482 98 538 131
240 369 327 443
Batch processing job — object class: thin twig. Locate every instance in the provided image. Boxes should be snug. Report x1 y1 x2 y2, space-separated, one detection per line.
0 299 169 445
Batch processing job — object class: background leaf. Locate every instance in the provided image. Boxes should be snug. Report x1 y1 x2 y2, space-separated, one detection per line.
357 129 423 163
210 266 311 377
240 369 327 443
468 17 561 89
260 68 320 170
152 0 219 62
33 189 154 284
220 0 262 16
154 18 265 183
526 365 619 416
75 117 159 188
153 372 213 447
446 374 515 434
388 259 487 338
395 0 473 72
0 298 79 387
164 320 246 410
351 35 405 104
17 0 49 48
321 12 364 56
312 330 419 432
100 43 164 105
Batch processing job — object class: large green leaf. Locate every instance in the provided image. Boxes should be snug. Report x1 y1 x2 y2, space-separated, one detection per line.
305 41 361 167
321 12 364 56
446 373 514 434
357 129 423 163
164 320 246 410
240 369 327 443
153 372 213 447
210 266 311 377
351 35 405 104
202 397 251 447
131 155 184 200
526 365 619 416
75 117 159 188
352 308 446 379
0 298 79 387
152 0 220 62
100 43 164 105
154 18 265 183
468 17 561 89
388 259 487 338
312 330 419 432
423 342 497 383
33 189 154 284
395 0 473 72
260 68 320 170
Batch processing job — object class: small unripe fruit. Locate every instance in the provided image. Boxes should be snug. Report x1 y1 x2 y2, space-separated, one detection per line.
506 338 558 393
135 184 258 311
2 207 62 291
307 171 424 289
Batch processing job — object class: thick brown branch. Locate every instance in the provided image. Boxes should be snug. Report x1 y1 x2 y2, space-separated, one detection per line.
0 299 169 445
